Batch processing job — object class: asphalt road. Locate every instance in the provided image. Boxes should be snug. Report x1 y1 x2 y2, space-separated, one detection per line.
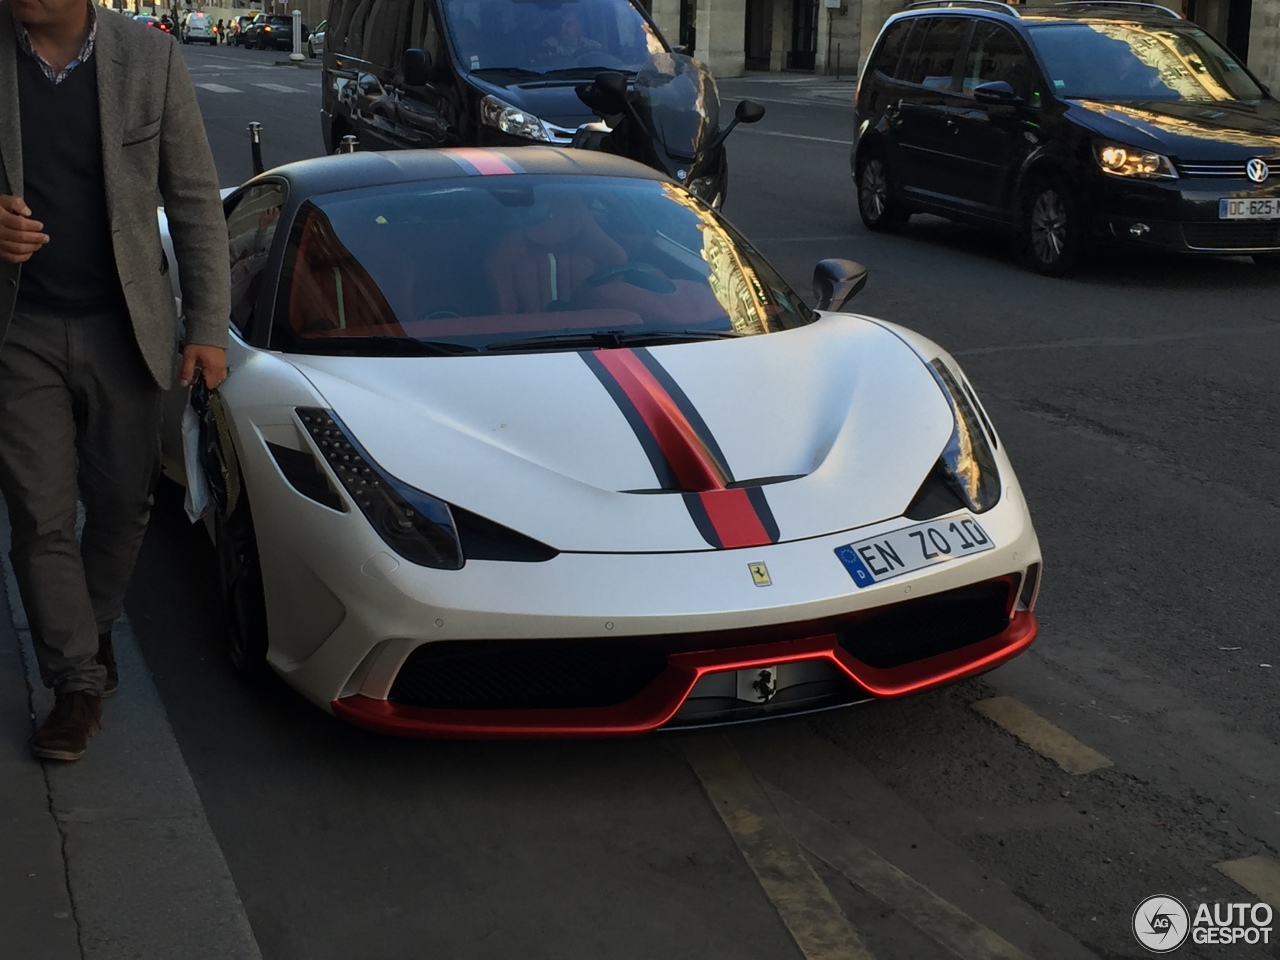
125 44 1280 960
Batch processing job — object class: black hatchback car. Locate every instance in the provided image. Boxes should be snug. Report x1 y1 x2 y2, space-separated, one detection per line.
238 14 310 51
852 1 1280 275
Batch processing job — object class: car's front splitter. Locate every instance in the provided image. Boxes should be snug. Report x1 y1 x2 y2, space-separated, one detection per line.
330 583 1038 739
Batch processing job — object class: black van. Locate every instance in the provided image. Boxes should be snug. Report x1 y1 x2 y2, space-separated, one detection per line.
321 0 671 154
852 1 1280 275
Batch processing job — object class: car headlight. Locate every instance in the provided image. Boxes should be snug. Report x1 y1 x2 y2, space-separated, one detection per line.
480 95 551 142
1093 142 1177 180
928 360 1001 513
297 408 463 569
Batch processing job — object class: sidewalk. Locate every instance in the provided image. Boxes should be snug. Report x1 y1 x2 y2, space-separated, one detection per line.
0 509 263 960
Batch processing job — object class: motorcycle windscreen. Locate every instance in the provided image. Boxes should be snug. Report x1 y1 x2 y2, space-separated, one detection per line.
633 53 720 162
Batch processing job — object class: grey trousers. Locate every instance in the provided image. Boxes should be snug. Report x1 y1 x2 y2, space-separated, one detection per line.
0 309 162 696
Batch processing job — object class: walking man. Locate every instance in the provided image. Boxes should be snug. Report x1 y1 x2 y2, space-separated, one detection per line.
0 0 230 760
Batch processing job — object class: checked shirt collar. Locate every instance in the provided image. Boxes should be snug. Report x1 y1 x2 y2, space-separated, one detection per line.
14 2 97 84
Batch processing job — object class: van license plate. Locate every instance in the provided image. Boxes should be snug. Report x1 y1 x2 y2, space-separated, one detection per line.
1219 198 1280 220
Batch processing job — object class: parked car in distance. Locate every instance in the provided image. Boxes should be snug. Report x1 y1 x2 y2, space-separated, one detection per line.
307 18 326 58
238 13 309 50
182 11 216 44
135 14 173 35
852 1 1280 276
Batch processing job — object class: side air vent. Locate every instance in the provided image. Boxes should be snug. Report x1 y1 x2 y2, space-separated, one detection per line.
266 441 346 512
904 461 967 521
452 507 559 562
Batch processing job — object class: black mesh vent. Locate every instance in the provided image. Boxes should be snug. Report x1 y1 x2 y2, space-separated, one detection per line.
1182 222 1280 251
390 639 668 710
266 442 344 511
838 581 1012 669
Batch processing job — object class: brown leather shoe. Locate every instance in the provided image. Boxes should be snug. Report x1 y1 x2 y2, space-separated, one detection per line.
31 691 103 762
96 631 118 698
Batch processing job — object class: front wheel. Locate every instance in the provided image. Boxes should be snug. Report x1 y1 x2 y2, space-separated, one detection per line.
215 490 270 681
1014 177 1085 277
856 150 907 232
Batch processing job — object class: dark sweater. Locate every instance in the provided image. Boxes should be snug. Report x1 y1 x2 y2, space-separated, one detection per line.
15 47 125 314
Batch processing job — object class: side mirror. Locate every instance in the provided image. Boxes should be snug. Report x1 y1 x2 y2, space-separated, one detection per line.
972 80 1023 106
813 259 868 312
403 47 433 86
735 100 766 124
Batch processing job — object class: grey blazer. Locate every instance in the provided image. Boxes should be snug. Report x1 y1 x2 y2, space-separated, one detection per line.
0 6 230 386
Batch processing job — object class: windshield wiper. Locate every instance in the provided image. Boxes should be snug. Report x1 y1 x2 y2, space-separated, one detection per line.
290 336 480 356
537 66 638 80
486 330 740 353
468 66 544 79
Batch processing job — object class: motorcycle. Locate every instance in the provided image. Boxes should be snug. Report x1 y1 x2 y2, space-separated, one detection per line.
572 52 764 211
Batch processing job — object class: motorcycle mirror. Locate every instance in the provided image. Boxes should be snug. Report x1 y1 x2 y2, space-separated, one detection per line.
735 100 766 124
813 259 868 312
403 47 432 86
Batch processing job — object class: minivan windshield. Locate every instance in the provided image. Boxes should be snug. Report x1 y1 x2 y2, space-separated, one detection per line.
1027 21 1265 102
273 176 813 356
442 0 666 77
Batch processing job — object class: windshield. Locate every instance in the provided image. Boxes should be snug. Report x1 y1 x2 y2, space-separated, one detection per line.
633 53 720 159
1027 21 1265 102
442 0 666 76
273 176 813 356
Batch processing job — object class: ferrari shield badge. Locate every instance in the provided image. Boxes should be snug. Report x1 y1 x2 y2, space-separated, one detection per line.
749 562 772 587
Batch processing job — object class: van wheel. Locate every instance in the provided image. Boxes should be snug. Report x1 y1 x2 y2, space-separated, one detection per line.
1015 177 1084 277
857 149 907 232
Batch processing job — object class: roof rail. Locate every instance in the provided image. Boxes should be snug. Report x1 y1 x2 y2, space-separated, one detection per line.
905 0 1022 15
1053 1 1183 17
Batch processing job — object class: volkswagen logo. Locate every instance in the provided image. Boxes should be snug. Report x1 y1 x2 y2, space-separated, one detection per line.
1246 158 1270 183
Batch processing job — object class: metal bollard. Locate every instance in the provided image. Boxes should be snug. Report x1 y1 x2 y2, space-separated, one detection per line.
338 135 359 155
248 121 264 175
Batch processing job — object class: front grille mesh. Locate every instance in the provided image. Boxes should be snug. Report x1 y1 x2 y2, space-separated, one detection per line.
1182 221 1280 250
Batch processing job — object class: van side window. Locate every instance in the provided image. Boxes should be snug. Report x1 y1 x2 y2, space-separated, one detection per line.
344 0 376 58
870 20 913 80
904 17 970 91
225 183 287 339
961 22 1031 97
362 0 410 66
408 0 441 61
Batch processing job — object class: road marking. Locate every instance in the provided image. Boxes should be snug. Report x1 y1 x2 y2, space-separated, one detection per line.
1216 856 1280 907
765 785 1037 960
252 82 305 93
739 128 851 146
682 736 875 960
195 82 242 94
972 697 1113 775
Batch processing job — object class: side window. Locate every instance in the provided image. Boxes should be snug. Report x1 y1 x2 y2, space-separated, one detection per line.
870 20 913 80
904 17 971 91
961 22 1032 96
225 183 287 338
345 0 376 58
407 0 441 61
362 0 410 66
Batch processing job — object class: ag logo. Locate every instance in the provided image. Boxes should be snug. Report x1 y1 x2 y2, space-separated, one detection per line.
1133 895 1190 953
748 562 772 586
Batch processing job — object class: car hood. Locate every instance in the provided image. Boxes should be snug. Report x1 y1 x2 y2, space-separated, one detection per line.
285 316 954 553
1066 98 1280 158
465 74 601 129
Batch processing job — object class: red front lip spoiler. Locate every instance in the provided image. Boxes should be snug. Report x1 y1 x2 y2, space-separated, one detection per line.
331 610 1038 739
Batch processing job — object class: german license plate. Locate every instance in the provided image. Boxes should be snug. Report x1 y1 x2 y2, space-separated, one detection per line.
1219 198 1280 220
835 516 994 588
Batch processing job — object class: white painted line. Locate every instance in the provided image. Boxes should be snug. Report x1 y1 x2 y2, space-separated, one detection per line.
972 697 1114 775
1216 856 1280 907
766 785 1037 960
252 82 305 93
682 736 875 960
739 128 851 145
194 82 242 94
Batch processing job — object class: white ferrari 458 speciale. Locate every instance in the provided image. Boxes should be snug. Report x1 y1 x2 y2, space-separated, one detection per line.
159 146 1041 737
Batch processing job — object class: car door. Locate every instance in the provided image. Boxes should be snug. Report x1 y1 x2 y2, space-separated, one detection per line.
947 21 1039 219
890 16 974 205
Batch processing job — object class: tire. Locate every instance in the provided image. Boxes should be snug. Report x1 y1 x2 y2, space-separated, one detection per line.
856 147 907 232
214 489 270 681
307 40 315 58
1252 253 1280 268
1014 176 1085 277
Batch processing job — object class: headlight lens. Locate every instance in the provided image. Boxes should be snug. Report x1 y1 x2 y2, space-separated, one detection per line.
297 408 463 569
480 95 551 142
928 360 1001 513
1093 142 1178 180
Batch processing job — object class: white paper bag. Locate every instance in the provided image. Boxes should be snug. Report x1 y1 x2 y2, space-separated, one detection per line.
181 399 212 523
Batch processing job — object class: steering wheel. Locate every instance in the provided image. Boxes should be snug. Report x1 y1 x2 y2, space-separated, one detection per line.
419 309 462 321
583 262 676 294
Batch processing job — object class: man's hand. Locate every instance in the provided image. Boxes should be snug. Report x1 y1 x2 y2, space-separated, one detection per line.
179 343 228 389
0 195 49 265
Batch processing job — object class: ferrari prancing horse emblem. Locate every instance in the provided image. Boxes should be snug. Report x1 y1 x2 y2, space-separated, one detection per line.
749 562 772 586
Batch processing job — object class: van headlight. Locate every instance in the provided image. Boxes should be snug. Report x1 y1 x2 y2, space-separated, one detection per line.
480 96 551 142
1094 142 1178 180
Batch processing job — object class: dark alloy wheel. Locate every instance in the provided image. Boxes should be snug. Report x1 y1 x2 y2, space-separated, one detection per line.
857 150 907 232
215 491 270 680
1015 178 1084 277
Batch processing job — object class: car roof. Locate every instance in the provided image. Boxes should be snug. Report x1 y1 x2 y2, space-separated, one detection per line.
249 148 672 198
890 1 1188 28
